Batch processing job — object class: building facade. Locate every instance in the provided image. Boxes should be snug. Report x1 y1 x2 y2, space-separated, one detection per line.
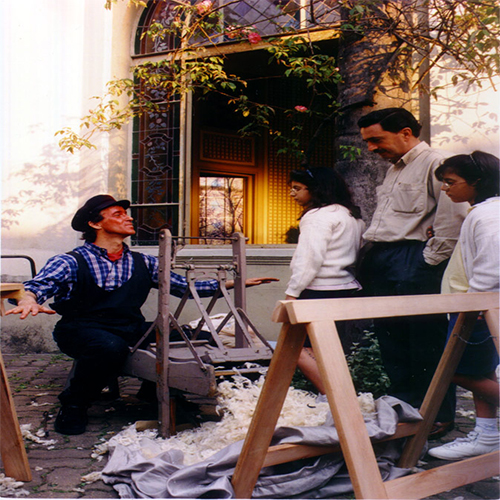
2 0 499 350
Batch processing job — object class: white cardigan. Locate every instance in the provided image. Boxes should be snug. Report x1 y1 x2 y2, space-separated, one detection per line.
285 204 365 298
460 197 500 293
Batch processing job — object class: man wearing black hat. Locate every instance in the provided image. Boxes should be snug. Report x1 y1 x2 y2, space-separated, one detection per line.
7 194 276 435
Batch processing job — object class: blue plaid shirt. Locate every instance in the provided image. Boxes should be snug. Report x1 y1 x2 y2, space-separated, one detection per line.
24 242 219 305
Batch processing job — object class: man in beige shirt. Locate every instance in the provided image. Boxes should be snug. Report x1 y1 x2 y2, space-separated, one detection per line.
358 108 468 437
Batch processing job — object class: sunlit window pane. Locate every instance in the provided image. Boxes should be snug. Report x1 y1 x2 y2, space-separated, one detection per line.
199 176 244 242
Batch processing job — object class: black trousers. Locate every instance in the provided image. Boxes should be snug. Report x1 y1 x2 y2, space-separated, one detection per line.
54 319 152 407
298 288 360 351
360 240 455 422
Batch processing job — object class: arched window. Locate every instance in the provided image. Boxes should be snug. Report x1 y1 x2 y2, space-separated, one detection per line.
131 0 339 246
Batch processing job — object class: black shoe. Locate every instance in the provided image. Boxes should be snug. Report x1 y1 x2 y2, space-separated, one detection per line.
136 380 158 403
429 421 455 440
54 405 88 435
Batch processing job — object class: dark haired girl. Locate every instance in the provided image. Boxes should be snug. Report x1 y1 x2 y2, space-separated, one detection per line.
428 151 499 461
285 167 365 394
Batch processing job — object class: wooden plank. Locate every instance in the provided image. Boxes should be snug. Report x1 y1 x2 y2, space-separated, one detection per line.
0 351 31 481
385 451 500 500
123 351 217 395
281 292 498 324
156 230 172 438
1 283 25 316
271 300 289 323
398 311 478 467
308 320 388 499
168 362 216 396
232 322 307 499
1 284 25 293
232 233 247 348
262 421 421 468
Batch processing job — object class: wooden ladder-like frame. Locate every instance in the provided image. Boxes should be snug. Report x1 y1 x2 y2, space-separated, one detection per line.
232 292 499 499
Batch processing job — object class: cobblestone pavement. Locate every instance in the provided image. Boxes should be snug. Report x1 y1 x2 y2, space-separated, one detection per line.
1 352 499 499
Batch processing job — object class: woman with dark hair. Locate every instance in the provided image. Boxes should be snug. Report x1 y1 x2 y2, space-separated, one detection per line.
428 151 499 460
285 167 365 394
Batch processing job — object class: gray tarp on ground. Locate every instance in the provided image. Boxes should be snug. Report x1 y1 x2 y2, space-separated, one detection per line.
102 396 423 498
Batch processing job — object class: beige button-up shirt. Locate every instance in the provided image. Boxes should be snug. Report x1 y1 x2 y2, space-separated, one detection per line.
363 142 469 265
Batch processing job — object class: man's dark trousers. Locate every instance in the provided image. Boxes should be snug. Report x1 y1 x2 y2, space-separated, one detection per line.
360 240 455 422
52 251 153 407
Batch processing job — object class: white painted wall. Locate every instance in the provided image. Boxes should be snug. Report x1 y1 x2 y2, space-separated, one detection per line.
1 2 498 351
1 0 116 271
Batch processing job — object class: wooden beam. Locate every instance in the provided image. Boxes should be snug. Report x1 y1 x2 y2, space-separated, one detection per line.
262 421 421 468
308 320 388 499
238 292 500 499
398 311 477 467
1 283 25 316
280 292 498 324
156 230 172 438
232 322 307 499
385 451 500 500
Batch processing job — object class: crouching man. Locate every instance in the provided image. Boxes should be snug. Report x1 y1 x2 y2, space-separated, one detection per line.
7 194 276 435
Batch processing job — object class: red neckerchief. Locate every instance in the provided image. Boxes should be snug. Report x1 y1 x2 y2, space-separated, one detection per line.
107 247 124 262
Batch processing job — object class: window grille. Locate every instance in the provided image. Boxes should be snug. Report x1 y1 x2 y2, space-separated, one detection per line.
134 1 341 57
131 72 181 246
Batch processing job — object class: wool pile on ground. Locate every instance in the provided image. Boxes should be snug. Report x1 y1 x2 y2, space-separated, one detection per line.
92 374 348 466
92 374 378 467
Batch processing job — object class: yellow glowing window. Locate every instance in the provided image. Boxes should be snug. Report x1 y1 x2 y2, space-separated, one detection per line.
199 176 245 241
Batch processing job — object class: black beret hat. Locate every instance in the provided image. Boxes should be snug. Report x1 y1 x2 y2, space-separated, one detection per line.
71 194 130 232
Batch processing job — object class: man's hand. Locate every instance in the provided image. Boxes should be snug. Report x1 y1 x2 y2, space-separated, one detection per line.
5 292 56 319
226 277 279 289
245 277 279 287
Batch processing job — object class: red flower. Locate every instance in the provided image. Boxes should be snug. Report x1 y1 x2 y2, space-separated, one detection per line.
226 26 241 39
294 105 308 112
196 0 213 15
248 32 262 44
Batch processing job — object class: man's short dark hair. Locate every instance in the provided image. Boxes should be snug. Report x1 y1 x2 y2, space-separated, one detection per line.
357 108 422 138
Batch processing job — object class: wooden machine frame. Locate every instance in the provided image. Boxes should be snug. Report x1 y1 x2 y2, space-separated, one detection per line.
232 292 499 499
123 229 274 437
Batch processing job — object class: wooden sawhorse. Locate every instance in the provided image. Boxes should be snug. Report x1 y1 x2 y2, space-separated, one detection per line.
232 292 499 499
1 281 31 482
1 350 31 482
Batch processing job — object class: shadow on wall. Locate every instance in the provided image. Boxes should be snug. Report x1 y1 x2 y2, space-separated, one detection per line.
430 65 499 152
2 158 77 233
2 129 128 237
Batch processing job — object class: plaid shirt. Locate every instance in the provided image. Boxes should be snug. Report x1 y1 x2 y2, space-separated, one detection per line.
24 242 219 305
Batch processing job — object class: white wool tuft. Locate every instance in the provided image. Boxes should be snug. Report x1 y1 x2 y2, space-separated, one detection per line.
357 392 376 418
0 474 29 497
20 424 58 447
81 471 103 483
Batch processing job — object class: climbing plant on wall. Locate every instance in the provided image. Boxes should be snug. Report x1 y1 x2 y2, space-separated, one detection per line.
57 0 499 167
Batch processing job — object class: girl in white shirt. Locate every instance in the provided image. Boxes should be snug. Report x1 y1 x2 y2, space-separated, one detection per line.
286 167 365 393
428 151 499 461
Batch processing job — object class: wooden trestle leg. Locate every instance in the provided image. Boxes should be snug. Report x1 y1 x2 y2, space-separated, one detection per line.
231 322 307 498
307 320 389 499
